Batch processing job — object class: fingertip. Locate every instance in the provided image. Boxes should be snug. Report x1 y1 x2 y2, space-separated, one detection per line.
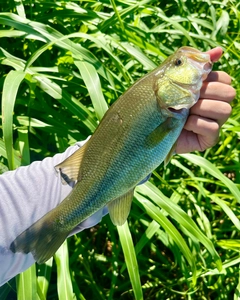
205 47 223 62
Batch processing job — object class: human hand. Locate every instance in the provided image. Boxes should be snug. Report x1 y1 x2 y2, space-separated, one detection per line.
176 47 236 154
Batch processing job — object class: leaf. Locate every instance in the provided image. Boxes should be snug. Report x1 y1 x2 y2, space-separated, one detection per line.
120 220 160 273
0 281 12 300
2 70 26 169
54 241 76 300
210 195 240 230
75 61 108 121
180 154 240 203
14 0 26 18
135 182 222 271
154 8 197 47
117 221 143 300
37 258 53 299
234 269 240 300
0 13 114 83
16 264 41 300
0 139 21 167
135 192 197 286
17 128 30 166
121 42 157 70
34 75 98 132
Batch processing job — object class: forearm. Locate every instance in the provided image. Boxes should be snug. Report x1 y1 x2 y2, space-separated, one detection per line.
0 141 84 286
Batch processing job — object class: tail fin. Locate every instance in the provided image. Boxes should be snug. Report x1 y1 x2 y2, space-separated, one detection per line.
10 211 70 264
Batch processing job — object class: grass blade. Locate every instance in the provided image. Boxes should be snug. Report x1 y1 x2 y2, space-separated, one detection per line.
135 182 222 271
0 13 114 83
210 195 240 230
14 0 26 18
17 128 30 166
135 193 197 286
37 258 53 298
0 281 13 300
180 154 240 202
54 241 75 300
75 61 108 120
117 221 143 300
234 268 240 300
2 70 25 169
34 75 98 132
120 220 160 273
16 264 38 300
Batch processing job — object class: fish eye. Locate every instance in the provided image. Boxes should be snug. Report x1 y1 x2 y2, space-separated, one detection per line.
174 58 183 66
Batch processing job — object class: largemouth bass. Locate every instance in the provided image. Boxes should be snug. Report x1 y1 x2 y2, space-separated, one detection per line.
10 47 212 263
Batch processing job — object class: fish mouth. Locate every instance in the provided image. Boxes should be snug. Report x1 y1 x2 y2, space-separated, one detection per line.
168 107 184 113
168 107 189 116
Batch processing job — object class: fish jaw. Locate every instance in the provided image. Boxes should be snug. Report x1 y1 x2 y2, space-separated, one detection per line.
155 46 213 111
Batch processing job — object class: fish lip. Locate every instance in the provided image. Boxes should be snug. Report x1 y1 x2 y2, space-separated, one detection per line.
167 107 189 116
168 107 184 114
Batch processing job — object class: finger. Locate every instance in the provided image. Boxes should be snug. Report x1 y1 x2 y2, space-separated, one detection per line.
184 115 220 151
204 71 232 84
200 82 236 102
205 47 223 62
176 130 200 154
190 99 232 126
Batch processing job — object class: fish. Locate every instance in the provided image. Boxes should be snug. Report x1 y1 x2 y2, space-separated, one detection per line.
10 46 212 264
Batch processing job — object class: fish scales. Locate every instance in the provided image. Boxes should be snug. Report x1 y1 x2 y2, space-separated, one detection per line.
10 46 212 263
53 76 184 224
51 78 166 224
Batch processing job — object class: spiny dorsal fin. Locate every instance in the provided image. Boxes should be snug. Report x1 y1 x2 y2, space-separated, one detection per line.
55 142 88 184
108 188 134 226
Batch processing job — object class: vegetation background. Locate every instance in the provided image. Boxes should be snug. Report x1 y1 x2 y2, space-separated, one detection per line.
0 0 239 299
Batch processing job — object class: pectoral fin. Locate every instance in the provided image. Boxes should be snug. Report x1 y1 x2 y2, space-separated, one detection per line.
108 189 134 226
55 142 88 184
164 140 177 166
145 118 173 148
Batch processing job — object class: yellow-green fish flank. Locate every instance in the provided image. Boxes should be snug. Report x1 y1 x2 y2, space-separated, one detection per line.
10 46 212 263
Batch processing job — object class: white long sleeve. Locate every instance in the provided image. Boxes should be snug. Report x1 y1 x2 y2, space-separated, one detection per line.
0 139 107 286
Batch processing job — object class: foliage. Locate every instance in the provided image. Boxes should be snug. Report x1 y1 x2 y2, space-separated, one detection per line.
0 0 239 299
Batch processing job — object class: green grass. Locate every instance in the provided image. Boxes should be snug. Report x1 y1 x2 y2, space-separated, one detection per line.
0 0 239 299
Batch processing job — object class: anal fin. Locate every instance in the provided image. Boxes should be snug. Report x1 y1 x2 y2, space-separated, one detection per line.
108 189 134 226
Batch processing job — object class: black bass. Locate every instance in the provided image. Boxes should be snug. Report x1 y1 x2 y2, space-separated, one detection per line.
10 47 212 263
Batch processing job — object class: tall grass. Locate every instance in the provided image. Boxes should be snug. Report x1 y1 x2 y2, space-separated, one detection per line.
0 0 239 299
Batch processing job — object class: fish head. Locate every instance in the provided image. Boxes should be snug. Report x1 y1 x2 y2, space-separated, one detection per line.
155 46 212 113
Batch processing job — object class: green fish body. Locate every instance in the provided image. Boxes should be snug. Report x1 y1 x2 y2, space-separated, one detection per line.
10 47 212 263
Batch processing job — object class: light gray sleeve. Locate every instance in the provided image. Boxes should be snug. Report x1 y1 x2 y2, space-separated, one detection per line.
0 138 107 286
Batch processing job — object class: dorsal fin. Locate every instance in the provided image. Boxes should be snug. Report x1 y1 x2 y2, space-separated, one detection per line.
55 142 88 184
